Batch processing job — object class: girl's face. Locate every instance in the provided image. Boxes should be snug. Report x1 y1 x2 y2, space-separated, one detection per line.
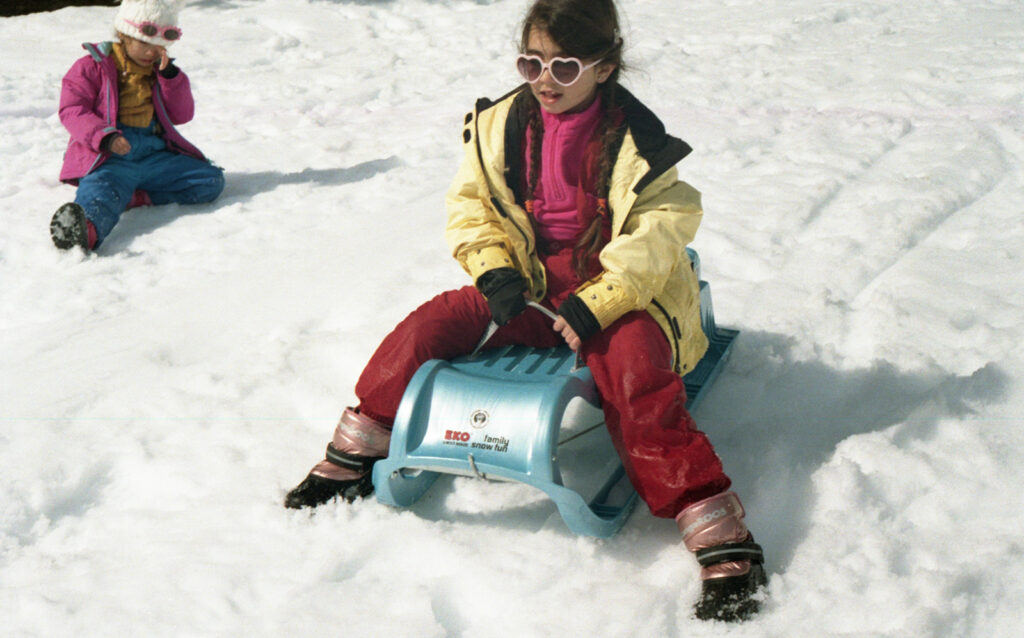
524 27 615 115
121 36 165 68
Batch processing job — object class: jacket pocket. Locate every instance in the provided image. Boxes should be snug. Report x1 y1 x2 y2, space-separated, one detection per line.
650 268 705 375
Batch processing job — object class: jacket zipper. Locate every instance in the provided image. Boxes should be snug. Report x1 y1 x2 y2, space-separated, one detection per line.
152 83 182 154
85 74 116 175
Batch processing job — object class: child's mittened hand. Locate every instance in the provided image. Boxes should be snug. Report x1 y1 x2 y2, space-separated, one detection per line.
109 135 131 155
476 267 528 326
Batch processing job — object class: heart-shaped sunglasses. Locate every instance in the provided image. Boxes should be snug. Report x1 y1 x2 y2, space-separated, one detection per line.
515 54 601 87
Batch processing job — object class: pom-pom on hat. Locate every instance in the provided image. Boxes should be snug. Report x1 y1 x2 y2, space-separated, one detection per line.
114 0 184 48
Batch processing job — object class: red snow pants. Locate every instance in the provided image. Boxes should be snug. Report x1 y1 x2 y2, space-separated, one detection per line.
354 246 731 518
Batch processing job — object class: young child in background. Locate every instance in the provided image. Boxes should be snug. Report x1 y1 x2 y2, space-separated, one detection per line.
50 0 223 251
285 0 767 622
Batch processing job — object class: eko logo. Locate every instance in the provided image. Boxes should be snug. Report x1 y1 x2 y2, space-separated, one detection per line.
445 430 471 442
469 409 490 429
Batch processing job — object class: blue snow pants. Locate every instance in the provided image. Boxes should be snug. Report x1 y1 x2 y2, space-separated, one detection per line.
74 121 225 247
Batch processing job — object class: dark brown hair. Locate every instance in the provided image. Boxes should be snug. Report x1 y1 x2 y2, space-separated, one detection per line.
520 0 625 281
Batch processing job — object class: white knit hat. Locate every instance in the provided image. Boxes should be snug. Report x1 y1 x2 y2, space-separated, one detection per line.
114 0 184 48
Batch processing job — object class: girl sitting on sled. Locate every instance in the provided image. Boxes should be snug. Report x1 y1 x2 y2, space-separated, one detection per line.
286 0 768 622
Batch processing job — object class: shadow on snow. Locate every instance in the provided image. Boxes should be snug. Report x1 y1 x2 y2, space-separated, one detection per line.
94 156 400 253
377 330 1010 574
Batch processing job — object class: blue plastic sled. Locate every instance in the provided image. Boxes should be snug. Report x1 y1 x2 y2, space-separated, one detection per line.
372 249 738 538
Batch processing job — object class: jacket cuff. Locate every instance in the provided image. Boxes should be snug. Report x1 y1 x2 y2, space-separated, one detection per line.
475 267 524 298
158 61 180 79
94 126 120 153
557 294 602 342
465 245 515 282
574 278 636 330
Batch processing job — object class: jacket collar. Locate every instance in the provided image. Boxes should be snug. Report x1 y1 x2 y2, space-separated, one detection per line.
497 84 692 203
82 41 116 62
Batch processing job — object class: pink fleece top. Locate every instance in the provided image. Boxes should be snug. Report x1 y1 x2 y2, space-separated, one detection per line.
524 96 604 243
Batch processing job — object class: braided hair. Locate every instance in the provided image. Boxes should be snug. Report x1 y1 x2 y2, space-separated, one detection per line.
519 0 626 281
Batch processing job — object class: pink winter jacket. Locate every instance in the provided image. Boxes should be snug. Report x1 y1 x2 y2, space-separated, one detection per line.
59 42 207 184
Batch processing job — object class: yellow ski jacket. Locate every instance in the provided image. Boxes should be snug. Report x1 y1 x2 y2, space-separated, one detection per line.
445 85 708 375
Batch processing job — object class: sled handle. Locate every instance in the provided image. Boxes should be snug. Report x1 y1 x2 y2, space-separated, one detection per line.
470 301 561 357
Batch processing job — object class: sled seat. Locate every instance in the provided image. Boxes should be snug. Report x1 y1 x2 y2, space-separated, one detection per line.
372 249 738 538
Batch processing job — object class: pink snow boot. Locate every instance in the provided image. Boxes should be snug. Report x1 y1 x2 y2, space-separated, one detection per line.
676 491 767 621
127 189 152 209
284 407 392 509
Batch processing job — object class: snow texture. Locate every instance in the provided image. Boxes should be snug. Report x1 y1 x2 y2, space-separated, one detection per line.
2 0 1023 636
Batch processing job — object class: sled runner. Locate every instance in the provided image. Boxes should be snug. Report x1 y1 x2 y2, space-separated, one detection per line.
372 249 738 537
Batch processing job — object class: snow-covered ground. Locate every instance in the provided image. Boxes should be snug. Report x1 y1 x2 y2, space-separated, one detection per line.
2 0 1023 635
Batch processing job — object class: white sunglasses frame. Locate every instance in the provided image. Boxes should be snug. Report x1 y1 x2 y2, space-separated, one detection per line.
515 54 602 87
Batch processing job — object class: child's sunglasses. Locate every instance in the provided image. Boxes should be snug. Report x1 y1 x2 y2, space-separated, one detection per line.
125 19 182 41
515 54 601 87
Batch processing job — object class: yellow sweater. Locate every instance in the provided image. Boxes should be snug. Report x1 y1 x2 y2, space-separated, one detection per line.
111 42 155 128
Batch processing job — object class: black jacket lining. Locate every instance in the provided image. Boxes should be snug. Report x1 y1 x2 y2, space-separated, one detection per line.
491 85 692 202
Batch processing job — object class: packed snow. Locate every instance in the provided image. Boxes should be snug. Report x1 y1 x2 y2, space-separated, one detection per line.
2 0 1023 636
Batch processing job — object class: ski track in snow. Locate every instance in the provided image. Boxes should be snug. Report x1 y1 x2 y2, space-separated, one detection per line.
2 1 1024 636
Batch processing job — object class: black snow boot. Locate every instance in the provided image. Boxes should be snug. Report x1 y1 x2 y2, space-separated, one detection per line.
50 202 89 250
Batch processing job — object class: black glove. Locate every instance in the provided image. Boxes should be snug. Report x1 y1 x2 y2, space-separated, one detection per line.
158 59 179 79
556 294 602 342
476 267 528 326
